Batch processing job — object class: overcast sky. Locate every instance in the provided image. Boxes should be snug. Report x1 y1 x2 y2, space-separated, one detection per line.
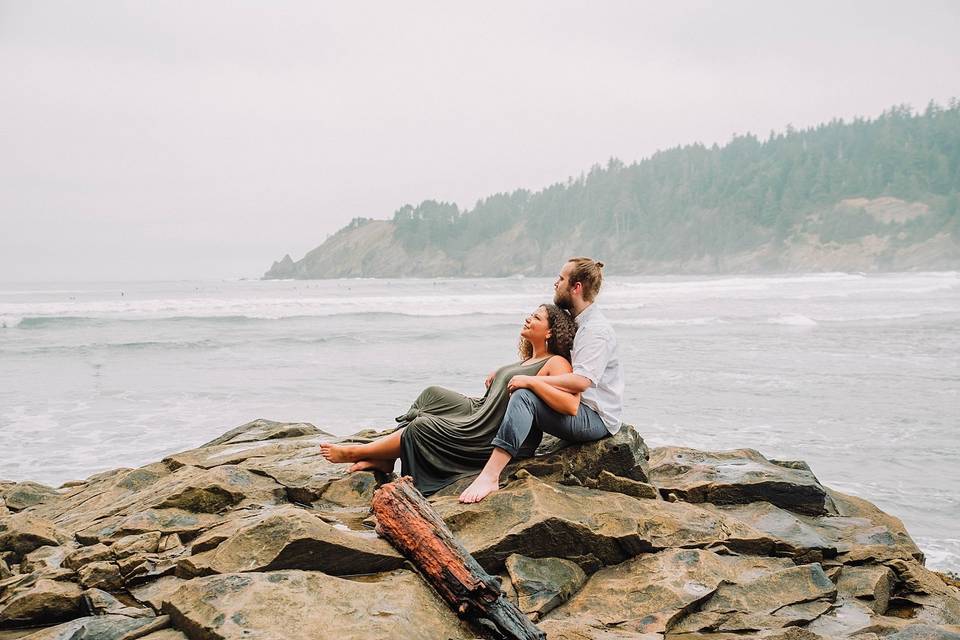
2 1 958 281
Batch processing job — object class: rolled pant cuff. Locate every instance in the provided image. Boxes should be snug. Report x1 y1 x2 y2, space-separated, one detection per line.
489 437 518 457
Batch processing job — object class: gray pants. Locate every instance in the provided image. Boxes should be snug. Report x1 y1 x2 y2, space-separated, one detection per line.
490 389 609 457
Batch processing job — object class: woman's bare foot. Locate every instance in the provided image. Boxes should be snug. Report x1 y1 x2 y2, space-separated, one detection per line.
319 443 360 464
458 473 500 503
348 459 395 474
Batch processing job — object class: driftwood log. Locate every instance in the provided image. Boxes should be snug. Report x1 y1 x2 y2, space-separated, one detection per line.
371 476 546 640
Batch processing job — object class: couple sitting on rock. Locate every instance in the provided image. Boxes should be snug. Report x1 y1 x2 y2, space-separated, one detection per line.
320 256 624 503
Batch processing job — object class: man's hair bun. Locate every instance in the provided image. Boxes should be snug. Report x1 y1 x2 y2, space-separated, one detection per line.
566 257 605 302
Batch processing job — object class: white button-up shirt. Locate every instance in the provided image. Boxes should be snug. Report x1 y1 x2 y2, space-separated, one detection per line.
571 304 624 434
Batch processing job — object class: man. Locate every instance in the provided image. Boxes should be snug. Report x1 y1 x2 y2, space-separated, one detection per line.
459 256 624 503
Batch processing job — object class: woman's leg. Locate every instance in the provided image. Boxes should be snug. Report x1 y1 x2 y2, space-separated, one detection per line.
319 428 404 464
460 390 607 503
398 385 476 422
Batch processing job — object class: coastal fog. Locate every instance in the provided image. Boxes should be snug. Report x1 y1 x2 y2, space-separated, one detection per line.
2 2 959 281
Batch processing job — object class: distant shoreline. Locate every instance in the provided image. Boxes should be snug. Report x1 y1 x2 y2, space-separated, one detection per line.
3 269 960 287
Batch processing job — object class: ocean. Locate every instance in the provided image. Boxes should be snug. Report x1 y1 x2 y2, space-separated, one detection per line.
1 272 957 572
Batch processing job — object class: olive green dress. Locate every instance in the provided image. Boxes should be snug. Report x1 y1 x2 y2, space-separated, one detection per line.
398 357 551 495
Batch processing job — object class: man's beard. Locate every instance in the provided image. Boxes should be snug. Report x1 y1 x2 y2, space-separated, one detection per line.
554 288 573 310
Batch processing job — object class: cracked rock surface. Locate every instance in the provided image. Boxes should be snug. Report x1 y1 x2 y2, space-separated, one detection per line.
1 418 957 639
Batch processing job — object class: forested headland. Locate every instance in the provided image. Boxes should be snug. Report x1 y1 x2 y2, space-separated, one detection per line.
265 101 960 278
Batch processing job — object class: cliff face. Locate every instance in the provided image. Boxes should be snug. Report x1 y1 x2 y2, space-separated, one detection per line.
265 220 461 279
264 197 960 279
2 419 959 639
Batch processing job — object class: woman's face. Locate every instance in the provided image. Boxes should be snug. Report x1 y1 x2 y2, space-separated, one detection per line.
520 306 551 346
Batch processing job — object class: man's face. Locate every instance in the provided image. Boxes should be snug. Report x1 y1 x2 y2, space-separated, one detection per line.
553 262 575 310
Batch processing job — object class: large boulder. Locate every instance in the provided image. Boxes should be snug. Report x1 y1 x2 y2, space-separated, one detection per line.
505 554 586 620
200 418 330 447
115 547 185 587
21 545 72 573
702 502 837 562
162 437 325 471
884 559 960 626
235 444 382 507
837 564 897 613
648 447 836 516
151 466 287 513
712 490 920 572
2 482 61 512
23 423 389 554
591 470 660 499
129 576 188 613
432 473 786 571
162 570 474 640
82 588 154 617
805 597 960 639
61 465 286 546
0 513 66 562
312 472 382 507
823 489 925 564
802 596 885 638
543 548 795 634
520 427 651 484
111 532 161 559
434 426 651 498
16 614 169 639
76 561 123 591
181 514 264 555
75 508 224 545
0 578 83 628
670 563 837 633
176 505 403 577
63 544 113 571
28 463 175 541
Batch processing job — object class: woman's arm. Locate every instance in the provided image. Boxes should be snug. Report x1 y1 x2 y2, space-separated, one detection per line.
509 357 581 416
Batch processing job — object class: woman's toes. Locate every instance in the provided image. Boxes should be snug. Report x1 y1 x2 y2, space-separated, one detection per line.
320 443 353 463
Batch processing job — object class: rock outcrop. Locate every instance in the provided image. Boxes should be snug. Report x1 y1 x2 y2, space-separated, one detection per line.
648 447 836 515
1 418 957 639
163 570 473 640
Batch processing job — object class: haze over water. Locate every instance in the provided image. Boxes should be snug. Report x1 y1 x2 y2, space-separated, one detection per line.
1 272 958 572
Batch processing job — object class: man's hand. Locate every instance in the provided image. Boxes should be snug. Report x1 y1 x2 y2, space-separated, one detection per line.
484 372 495 388
507 375 535 393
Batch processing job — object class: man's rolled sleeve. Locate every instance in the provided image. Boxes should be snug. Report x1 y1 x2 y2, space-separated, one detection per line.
571 327 612 386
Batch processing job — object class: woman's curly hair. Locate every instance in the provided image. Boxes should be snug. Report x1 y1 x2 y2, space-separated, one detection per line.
519 304 577 362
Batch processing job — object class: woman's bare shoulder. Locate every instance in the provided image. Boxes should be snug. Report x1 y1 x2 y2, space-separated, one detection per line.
539 355 573 375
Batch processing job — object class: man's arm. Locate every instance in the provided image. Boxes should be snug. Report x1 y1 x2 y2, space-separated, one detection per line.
544 324 614 394
534 373 592 394
524 377 581 415
506 357 582 415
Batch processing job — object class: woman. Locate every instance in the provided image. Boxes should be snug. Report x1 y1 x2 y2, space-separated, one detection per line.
319 303 579 495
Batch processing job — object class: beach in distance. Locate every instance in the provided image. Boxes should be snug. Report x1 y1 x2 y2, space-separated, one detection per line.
0 271 957 573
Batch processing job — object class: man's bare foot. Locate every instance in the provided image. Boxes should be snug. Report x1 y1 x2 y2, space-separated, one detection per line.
458 474 500 503
319 443 359 464
348 459 395 474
